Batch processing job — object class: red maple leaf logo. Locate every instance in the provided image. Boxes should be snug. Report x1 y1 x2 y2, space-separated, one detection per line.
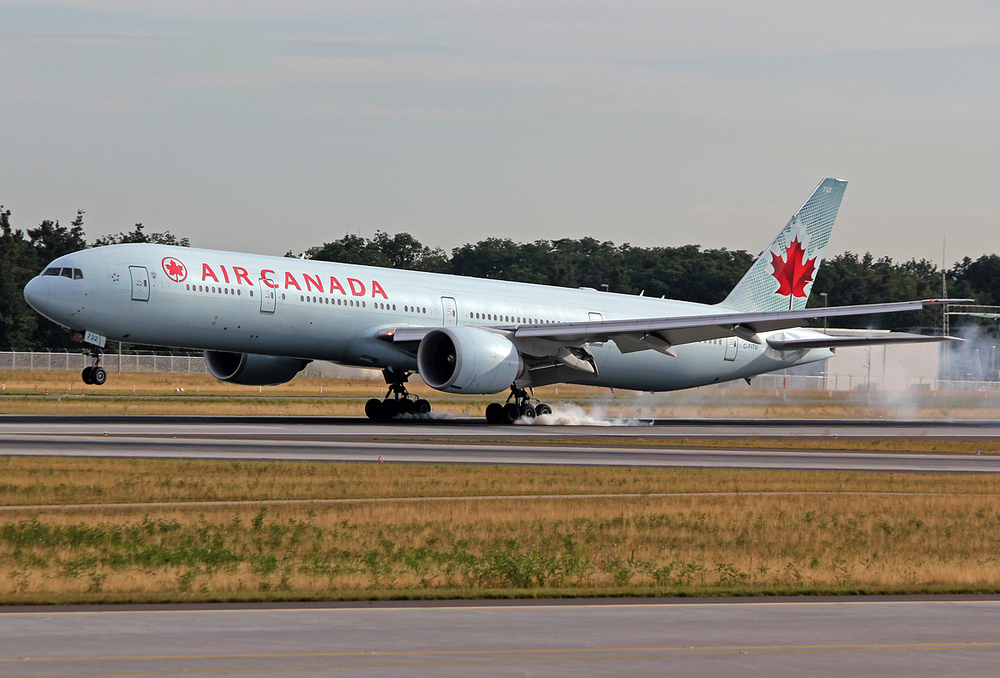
770 237 816 298
161 257 187 283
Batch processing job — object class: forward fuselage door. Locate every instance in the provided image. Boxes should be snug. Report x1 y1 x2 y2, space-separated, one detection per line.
724 337 739 361
259 279 276 313
441 297 457 326
128 266 150 302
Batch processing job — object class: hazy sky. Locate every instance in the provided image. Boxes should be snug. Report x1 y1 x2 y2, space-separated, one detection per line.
2 1 998 265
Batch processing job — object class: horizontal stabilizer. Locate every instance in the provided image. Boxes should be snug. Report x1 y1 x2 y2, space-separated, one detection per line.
767 332 962 351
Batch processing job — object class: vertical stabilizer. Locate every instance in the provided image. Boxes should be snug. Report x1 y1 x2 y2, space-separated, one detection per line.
720 178 846 312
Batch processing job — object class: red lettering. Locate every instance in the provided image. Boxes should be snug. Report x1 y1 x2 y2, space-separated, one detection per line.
219 265 230 283
371 280 388 299
303 273 323 292
348 278 365 296
233 267 251 286
202 264 219 283
284 272 302 290
329 276 346 295
260 269 277 288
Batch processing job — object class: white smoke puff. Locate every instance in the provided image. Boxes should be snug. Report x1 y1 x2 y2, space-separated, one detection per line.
516 403 652 427
392 411 457 421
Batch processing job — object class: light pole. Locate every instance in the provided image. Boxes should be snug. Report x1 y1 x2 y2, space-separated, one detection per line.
820 292 828 332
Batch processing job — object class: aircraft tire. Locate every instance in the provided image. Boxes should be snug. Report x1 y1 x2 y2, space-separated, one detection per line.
502 403 521 424
485 402 503 424
415 399 431 415
382 399 400 419
400 398 415 415
81 367 94 385
91 367 107 386
535 403 552 416
520 404 536 420
365 398 383 420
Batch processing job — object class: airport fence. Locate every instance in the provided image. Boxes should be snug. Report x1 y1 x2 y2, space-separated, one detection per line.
0 350 334 378
2 349 999 392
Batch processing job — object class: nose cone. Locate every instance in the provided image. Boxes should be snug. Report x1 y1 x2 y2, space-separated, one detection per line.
23 276 50 312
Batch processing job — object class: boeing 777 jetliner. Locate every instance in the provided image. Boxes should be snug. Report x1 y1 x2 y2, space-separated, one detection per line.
23 179 961 423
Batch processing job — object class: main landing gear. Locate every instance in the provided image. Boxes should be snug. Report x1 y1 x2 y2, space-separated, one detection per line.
81 349 107 386
485 386 552 425
365 369 431 421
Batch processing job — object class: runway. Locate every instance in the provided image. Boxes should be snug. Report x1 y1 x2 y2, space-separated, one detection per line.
3 598 1000 677
1 415 999 472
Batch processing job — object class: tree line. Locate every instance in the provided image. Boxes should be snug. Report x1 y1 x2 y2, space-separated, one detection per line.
3 207 999 349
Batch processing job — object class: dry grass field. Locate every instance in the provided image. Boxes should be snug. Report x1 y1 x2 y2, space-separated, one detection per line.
2 457 1000 604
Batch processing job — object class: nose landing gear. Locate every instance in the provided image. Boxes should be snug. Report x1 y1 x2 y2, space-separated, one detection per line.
81 350 107 386
485 386 552 424
365 369 431 421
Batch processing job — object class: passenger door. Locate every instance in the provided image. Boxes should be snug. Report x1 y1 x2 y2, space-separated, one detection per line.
724 337 739 361
129 266 150 302
441 297 457 326
259 279 276 313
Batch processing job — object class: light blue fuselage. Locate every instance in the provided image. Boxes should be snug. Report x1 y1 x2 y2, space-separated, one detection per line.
24 243 831 392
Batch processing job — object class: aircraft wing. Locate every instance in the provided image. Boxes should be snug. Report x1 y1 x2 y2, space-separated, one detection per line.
378 298 968 357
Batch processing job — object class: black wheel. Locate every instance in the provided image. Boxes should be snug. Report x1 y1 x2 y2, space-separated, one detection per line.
81 366 94 385
414 399 431 415
502 403 521 424
400 398 415 415
382 399 400 419
520 404 536 420
485 402 503 424
365 398 383 420
535 403 552 416
91 367 107 386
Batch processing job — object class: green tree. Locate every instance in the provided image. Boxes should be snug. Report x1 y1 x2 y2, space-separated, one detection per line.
0 206 39 348
92 223 189 247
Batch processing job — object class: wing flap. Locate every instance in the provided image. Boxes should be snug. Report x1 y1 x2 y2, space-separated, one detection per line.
767 332 961 351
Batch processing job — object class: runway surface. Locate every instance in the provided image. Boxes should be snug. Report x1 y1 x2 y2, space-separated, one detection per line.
1 415 1000 472
3 598 1000 677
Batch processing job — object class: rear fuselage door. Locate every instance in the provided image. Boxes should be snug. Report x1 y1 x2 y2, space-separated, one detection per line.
724 337 739 361
441 297 457 325
129 266 150 301
259 279 276 313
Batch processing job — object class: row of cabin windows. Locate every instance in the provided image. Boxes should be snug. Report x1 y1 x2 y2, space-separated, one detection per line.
186 283 247 297
301 295 366 308
43 267 84 279
299 296 432 314
469 312 554 325
179 284 560 325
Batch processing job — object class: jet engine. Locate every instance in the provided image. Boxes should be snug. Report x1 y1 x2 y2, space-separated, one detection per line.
417 327 523 394
204 351 310 386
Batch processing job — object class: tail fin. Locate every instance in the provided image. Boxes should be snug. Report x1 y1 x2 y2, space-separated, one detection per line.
720 178 847 312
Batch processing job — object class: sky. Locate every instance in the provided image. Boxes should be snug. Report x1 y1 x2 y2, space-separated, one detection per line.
2 1 999 265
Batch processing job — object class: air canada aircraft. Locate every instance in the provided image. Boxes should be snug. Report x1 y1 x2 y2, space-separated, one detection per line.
24 179 961 423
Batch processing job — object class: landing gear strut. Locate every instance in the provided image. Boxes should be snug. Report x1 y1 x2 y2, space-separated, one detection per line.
485 385 552 424
81 349 107 386
364 369 431 421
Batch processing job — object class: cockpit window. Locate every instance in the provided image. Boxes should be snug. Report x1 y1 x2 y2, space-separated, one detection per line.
43 267 61 276
74 268 83 279
60 268 74 278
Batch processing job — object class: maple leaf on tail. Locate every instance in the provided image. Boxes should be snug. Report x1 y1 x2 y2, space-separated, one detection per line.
770 237 816 298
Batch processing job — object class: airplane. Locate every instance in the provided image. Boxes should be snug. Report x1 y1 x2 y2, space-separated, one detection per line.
23 178 963 423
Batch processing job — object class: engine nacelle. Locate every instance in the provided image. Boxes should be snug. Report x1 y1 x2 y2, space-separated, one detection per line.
417 327 522 394
204 351 310 386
